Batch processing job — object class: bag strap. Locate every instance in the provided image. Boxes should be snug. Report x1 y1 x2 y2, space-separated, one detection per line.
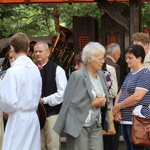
126 74 133 112
126 74 132 97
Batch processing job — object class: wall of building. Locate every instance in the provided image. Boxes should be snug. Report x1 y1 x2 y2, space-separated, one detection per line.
0 36 52 51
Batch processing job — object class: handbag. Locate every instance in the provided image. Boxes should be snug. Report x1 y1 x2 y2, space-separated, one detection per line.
130 114 150 146
125 75 150 146
103 110 116 135
36 103 47 130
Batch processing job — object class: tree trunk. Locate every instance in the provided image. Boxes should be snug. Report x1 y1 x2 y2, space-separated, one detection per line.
53 4 60 32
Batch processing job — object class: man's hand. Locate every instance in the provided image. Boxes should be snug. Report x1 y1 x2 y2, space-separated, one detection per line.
40 98 44 104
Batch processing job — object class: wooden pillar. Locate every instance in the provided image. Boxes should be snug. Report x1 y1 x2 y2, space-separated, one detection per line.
129 0 142 44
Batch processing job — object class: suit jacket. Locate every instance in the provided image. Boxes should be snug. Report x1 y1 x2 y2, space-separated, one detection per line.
105 57 120 89
53 66 110 138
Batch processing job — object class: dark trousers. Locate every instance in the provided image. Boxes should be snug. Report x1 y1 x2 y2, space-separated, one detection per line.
103 121 121 150
121 124 145 150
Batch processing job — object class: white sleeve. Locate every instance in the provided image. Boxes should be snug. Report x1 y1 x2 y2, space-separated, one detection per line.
43 66 67 106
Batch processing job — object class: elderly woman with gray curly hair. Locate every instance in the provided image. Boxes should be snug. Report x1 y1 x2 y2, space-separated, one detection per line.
54 41 110 150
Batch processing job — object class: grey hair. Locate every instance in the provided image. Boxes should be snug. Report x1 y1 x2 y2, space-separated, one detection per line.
81 42 105 65
34 41 49 51
106 43 120 54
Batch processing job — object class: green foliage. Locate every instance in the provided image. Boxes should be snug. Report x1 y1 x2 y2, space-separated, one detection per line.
115 2 129 18
58 3 104 31
0 3 104 37
0 4 56 38
142 2 150 28
0 2 150 38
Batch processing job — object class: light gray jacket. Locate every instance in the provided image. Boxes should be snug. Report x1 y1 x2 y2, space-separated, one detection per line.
53 66 110 138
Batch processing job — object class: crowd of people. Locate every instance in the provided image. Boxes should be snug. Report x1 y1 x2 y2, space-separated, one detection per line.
0 31 149 150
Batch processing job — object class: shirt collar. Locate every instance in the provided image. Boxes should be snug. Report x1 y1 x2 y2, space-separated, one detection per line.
107 56 116 63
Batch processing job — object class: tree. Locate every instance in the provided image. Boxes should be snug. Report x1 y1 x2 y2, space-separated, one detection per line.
0 2 150 38
0 3 104 37
59 3 104 31
142 2 150 28
0 4 56 38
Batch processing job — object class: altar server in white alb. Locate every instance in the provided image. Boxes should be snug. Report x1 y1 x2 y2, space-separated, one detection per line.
0 32 42 150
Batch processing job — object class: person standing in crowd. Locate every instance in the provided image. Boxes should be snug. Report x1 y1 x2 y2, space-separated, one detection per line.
102 62 118 150
1 49 15 130
132 30 150 150
0 34 13 71
0 34 13 58
73 50 118 150
54 42 110 150
0 49 17 150
7 50 15 65
132 32 150 69
105 43 121 89
34 41 67 150
74 53 84 70
0 32 42 150
113 44 150 150
102 63 118 109
0 107 4 150
27 40 37 60
105 43 121 150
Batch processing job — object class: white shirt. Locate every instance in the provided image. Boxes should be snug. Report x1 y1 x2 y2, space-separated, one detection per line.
43 66 67 106
0 56 42 112
0 55 42 150
106 64 118 110
144 51 150 69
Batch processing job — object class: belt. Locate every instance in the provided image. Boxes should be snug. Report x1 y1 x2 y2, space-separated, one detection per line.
8 110 36 115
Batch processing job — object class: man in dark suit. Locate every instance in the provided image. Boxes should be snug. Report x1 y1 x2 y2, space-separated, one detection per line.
34 41 67 150
104 43 121 150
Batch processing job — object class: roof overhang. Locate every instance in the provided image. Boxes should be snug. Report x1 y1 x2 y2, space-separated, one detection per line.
0 0 146 4
1 0 96 4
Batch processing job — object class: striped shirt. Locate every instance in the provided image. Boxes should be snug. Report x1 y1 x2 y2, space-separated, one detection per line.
118 67 150 124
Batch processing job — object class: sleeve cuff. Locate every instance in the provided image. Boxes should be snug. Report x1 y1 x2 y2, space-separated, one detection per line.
43 97 48 104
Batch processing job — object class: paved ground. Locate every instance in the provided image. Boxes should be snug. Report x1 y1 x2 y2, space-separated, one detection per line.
118 142 126 150
60 136 126 150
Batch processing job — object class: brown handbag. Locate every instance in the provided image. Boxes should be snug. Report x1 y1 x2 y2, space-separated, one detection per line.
102 110 116 135
125 74 150 146
130 114 150 146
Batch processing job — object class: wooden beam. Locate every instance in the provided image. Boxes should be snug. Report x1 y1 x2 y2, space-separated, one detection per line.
0 0 93 4
0 0 149 4
0 0 94 4
96 0 129 30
